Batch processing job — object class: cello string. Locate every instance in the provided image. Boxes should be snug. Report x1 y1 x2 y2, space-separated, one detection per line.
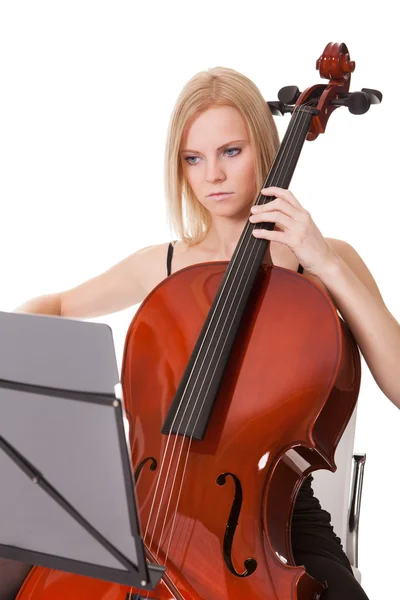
161 104 317 573
156 103 315 567
139 106 306 554
150 102 313 569
130 101 311 599
145 104 304 548
175 103 316 447
175 103 314 442
138 105 301 576
161 104 315 566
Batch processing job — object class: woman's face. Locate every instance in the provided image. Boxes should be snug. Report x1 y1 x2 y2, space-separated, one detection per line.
180 106 257 220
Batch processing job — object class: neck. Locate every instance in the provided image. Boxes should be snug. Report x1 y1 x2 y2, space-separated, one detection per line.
202 214 249 260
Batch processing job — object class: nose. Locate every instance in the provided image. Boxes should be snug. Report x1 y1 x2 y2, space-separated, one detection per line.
205 158 226 183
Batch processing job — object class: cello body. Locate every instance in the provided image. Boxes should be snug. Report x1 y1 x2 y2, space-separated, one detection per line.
17 262 361 600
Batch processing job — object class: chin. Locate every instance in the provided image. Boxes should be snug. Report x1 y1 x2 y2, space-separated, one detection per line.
217 202 252 217
209 203 241 216
207 195 246 210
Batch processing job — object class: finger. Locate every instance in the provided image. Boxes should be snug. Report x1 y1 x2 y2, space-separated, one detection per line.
249 210 292 229
252 227 285 242
261 187 302 208
252 197 299 220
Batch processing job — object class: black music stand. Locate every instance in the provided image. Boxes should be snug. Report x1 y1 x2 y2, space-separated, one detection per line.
0 310 164 590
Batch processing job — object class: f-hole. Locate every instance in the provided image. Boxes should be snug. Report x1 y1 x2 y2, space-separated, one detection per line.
216 472 257 577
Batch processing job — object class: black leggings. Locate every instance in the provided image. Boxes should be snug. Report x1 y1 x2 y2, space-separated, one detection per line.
295 553 369 599
291 476 369 599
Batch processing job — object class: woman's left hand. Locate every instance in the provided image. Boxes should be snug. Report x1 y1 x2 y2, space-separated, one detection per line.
249 186 338 277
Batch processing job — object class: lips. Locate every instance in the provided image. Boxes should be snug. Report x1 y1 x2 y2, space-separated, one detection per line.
208 192 232 196
208 192 234 200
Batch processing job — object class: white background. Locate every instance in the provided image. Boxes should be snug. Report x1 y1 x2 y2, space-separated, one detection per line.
0 2 398 598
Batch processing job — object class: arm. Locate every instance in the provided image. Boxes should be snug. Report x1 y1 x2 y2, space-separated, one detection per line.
13 246 155 318
14 294 62 316
249 187 400 409
318 239 400 410
4 246 161 597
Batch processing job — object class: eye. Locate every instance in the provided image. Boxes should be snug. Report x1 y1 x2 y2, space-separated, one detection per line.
224 147 241 157
184 156 200 165
183 147 241 166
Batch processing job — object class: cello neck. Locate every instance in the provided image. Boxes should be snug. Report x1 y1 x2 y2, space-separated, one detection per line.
232 104 316 273
263 105 316 191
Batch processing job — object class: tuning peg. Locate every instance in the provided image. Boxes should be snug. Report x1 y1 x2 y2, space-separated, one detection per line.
277 86 301 105
347 91 371 115
330 89 382 115
361 88 383 104
267 101 286 115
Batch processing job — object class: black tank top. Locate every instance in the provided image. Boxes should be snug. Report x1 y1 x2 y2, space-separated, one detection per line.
166 241 304 277
165 241 352 570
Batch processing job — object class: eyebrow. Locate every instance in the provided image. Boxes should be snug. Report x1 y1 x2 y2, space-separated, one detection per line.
180 139 248 154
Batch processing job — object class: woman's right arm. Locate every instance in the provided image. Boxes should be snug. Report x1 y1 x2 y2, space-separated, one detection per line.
13 245 158 318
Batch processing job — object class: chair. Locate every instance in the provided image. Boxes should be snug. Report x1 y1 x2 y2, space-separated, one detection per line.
311 408 366 583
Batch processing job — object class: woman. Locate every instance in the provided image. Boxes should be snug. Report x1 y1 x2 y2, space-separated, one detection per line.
3 67 400 600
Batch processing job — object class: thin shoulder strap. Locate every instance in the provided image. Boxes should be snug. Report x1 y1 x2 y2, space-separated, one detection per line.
166 240 177 276
167 242 303 275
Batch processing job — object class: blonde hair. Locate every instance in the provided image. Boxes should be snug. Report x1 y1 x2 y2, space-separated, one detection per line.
164 66 280 246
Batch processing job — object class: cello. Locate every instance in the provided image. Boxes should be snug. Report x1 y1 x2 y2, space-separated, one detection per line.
17 42 381 600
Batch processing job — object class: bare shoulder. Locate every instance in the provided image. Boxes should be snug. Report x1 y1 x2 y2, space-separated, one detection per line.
326 237 385 303
60 242 171 319
135 241 173 295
